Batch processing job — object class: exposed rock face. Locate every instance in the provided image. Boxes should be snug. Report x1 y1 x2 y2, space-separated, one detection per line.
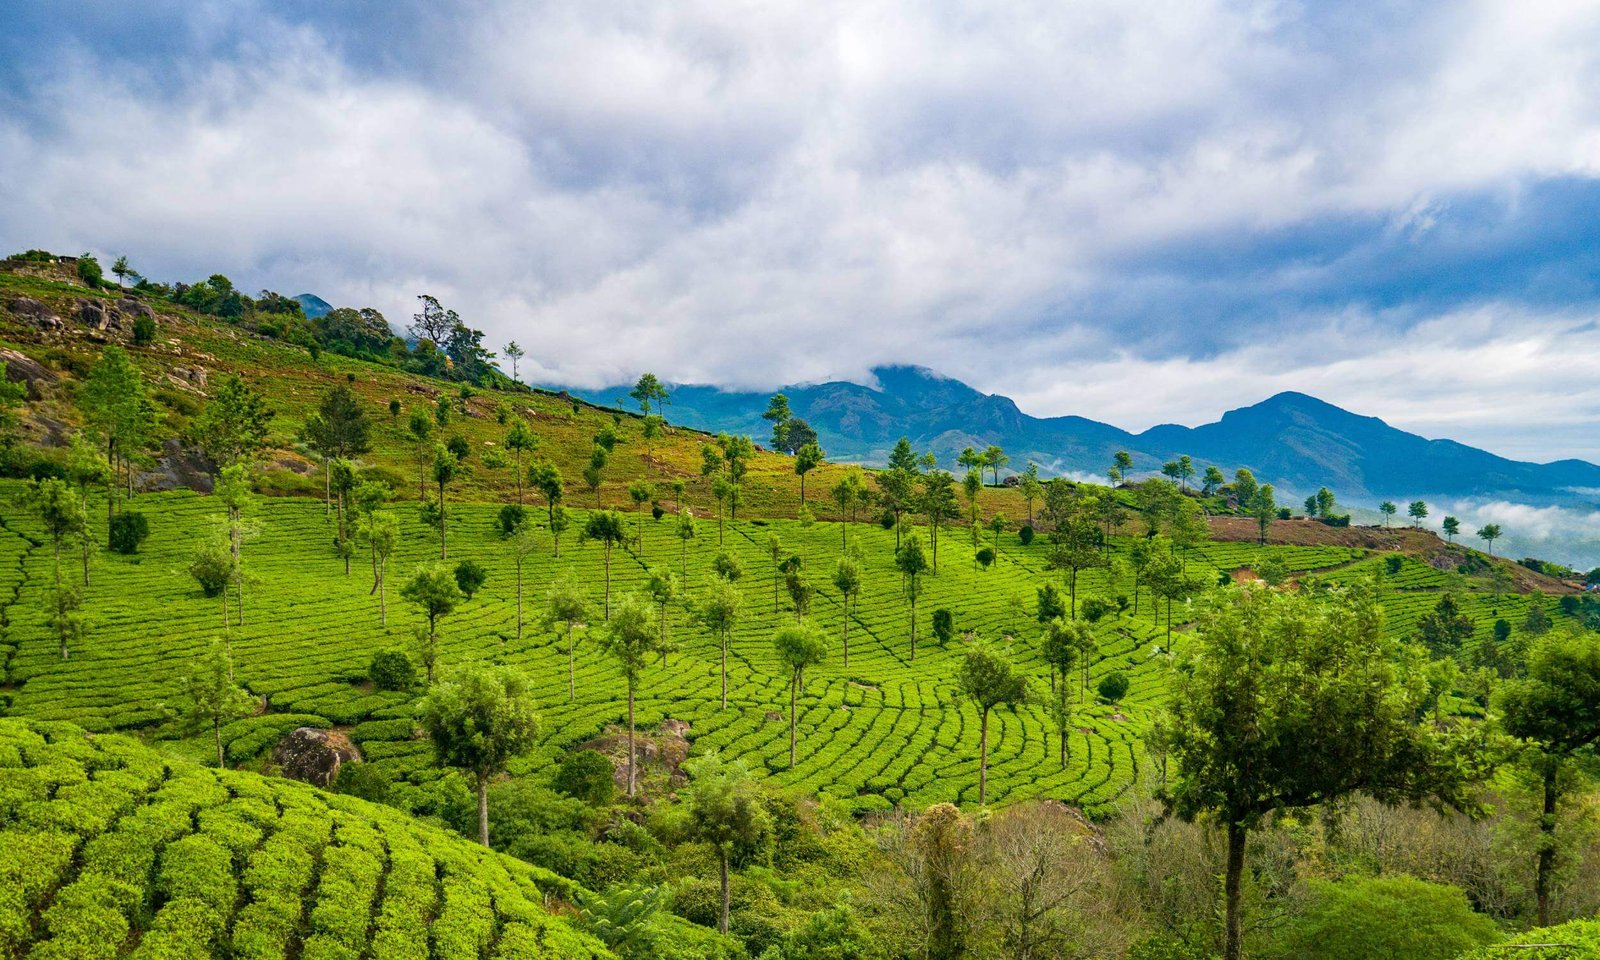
6 296 62 331
74 298 115 331
0 348 57 398
272 727 362 788
580 719 692 793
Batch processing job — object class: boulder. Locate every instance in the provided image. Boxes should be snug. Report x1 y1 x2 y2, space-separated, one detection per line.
272 727 362 788
7 297 63 332
115 297 154 321
0 348 58 400
74 298 119 332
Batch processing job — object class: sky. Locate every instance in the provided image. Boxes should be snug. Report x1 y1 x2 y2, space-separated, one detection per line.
4 1 1600 462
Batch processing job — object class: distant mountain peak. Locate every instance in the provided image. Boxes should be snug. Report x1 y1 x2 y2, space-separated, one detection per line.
294 293 332 319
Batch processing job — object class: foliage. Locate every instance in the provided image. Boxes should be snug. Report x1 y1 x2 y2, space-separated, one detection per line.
368 648 418 692
1097 671 1130 703
1266 875 1499 960
108 508 150 553
554 750 617 806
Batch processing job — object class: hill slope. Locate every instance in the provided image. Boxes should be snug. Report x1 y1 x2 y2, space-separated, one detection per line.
567 367 1600 503
0 717 612 959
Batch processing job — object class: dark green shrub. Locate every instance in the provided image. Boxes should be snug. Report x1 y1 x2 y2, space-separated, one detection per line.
651 504 664 521
28 460 68 481
331 762 391 804
446 433 471 461
131 315 157 345
975 547 994 569
1018 524 1034 545
931 609 954 645
454 559 487 598
1097 671 1130 703
498 503 527 535
388 398 401 418
553 750 616 806
76 254 103 287
368 648 417 691
1276 507 1293 520
1081 596 1113 622
108 512 150 554
1036 583 1065 623
879 510 896 530
1384 555 1404 575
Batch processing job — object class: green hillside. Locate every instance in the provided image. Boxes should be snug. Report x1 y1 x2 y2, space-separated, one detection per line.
3 256 1597 960
0 716 612 959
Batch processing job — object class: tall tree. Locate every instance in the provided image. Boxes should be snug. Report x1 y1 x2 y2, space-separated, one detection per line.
1165 584 1475 960
417 665 540 846
503 418 537 503
628 480 653 555
79 345 158 531
1442 515 1460 542
22 478 87 588
646 567 681 662
1408 500 1429 527
683 752 770 936
359 508 399 626
762 393 793 449
674 508 697 576
697 575 743 709
215 463 256 625
181 640 255 767
982 445 1009 487
1019 462 1043 526
545 572 592 702
305 384 372 513
1042 483 1103 617
1379 501 1397 527
1202 465 1226 495
832 557 861 668
958 643 1028 804
582 510 627 618
1477 523 1503 555
794 442 823 503
773 623 827 768
630 373 670 418
1249 483 1277 545
1496 629 1600 927
895 533 930 661
407 407 434 500
597 592 663 797
502 341 525 382
428 444 459 559
192 374 273 470
830 470 864 550
1041 618 1088 766
508 524 540 641
400 561 463 683
529 459 563 525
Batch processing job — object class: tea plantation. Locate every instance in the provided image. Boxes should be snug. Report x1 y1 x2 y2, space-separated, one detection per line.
0 716 617 959
0 481 1435 816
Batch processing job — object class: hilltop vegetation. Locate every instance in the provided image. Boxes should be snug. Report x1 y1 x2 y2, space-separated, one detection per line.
1 251 1598 960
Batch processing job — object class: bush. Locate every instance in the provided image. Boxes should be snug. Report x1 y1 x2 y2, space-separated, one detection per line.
1384 555 1404 575
1081 597 1113 622
188 543 233 597
108 512 150 554
1097 671 1130 703
931 609 954 645
76 255 103 287
651 505 665 521
453 559 487 599
368 649 417 691
975 547 994 569
879 510 896 530
330 762 391 804
498 503 527 536
1018 524 1035 546
28 460 68 481
1267 875 1499 960
1276 507 1293 520
131 315 157 345
554 750 616 806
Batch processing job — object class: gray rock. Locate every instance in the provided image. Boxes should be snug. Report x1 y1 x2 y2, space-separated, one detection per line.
6 296 62 330
271 726 362 788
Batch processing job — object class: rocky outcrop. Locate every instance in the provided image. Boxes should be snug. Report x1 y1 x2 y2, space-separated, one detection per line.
271 726 362 788
6 296 64 333
0 348 58 400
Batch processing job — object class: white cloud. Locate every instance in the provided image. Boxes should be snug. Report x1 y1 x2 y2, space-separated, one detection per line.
2 0 1600 460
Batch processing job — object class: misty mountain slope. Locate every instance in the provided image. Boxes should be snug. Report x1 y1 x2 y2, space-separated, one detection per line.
565 369 1600 503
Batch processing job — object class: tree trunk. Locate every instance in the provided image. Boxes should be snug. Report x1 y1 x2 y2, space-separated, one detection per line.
81 539 90 587
603 548 612 619
514 556 523 641
214 721 225 769
1059 688 1069 767
627 683 637 797
477 771 491 846
1537 765 1557 927
979 709 989 804
567 625 577 702
1223 821 1247 960
789 673 798 767
841 613 849 668
378 563 387 626
719 850 731 935
720 631 729 709
909 594 917 661
438 482 448 559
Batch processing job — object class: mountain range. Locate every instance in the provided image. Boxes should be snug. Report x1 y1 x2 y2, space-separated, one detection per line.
565 365 1600 509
